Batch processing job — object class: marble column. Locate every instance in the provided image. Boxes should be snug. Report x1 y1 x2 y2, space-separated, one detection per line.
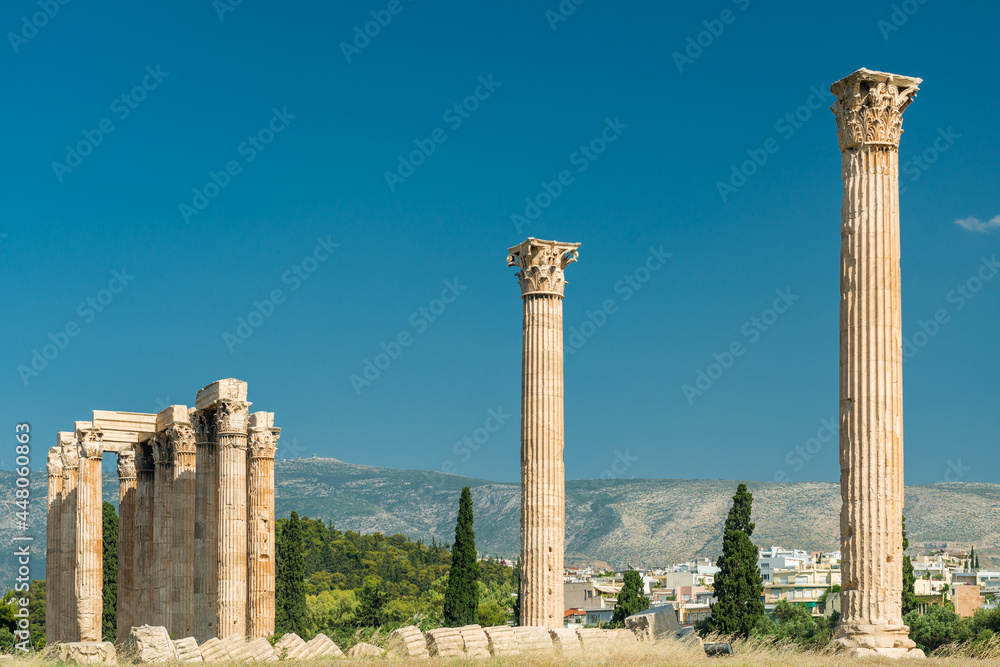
75 427 104 643
216 399 250 638
151 432 175 630
170 421 197 639
507 237 580 629
134 442 155 628
45 446 63 645
192 408 219 641
830 68 924 659
59 440 80 642
247 413 279 639
116 450 137 643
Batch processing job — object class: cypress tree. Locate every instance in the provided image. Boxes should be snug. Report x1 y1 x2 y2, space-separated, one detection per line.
902 515 917 615
610 570 650 627
101 502 118 642
275 511 309 635
708 483 765 638
443 487 479 627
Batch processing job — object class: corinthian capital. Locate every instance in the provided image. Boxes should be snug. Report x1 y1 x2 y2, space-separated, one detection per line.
150 432 175 465
215 399 251 435
47 447 64 478
117 450 137 479
507 237 581 297
831 68 921 151
248 427 279 459
77 427 104 460
167 422 197 455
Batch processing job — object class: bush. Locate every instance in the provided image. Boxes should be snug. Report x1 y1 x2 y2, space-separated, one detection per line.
904 605 971 654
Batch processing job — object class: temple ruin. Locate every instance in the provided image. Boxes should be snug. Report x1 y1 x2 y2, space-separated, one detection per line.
45 378 278 645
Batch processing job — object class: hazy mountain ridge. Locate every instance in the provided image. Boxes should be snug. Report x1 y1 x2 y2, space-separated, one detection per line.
2 459 996 582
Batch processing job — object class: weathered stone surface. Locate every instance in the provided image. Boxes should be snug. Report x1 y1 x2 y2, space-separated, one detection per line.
483 625 518 656
549 628 582 653
576 627 610 649
426 627 465 657
513 626 553 653
130 625 179 663
222 633 250 660
347 642 384 657
173 637 204 663
386 625 429 659
246 636 279 661
304 632 344 658
274 633 308 660
458 624 490 658
508 238 579 629
626 605 680 641
830 68 924 659
247 413 279 639
607 628 638 643
198 637 231 663
57 642 117 664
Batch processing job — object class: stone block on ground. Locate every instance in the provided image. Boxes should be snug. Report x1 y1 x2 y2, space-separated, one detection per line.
304 633 344 658
513 626 552 653
458 624 490 658
607 628 638 643
198 637 231 663
173 637 204 663
626 605 681 641
386 625 429 659
130 625 178 663
483 625 518 656
274 633 311 660
347 642 384 657
57 642 118 665
576 627 611 649
222 634 251 661
549 628 582 653
425 627 465 657
246 637 279 661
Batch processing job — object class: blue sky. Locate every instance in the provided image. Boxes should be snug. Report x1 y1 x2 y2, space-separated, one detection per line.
2 1 997 486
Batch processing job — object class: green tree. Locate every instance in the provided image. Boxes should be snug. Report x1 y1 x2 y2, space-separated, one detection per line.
706 483 765 638
276 511 309 635
904 605 970 654
102 501 118 642
610 570 650 628
27 579 46 650
443 487 479 627
512 560 521 626
355 575 387 627
902 516 917 615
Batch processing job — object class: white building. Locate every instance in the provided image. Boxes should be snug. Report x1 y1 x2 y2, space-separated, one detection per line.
758 546 813 582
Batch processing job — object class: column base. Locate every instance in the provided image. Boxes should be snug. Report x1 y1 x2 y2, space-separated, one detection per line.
833 624 925 659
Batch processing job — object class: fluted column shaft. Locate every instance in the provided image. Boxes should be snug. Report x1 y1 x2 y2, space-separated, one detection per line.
193 410 219 641
75 430 103 642
247 421 278 639
151 433 175 630
46 448 63 645
59 446 80 642
116 451 137 643
171 424 197 639
134 444 156 628
216 400 250 638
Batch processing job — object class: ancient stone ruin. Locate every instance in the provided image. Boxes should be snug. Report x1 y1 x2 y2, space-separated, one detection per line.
45 378 278 646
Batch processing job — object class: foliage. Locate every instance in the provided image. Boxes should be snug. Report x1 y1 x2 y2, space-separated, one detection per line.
704 483 765 638
969 606 1000 636
902 515 917 615
276 511 310 636
102 501 118 642
511 559 521 626
355 575 388 627
610 571 650 628
904 605 971 654
27 579 45 650
817 584 840 606
443 487 479 627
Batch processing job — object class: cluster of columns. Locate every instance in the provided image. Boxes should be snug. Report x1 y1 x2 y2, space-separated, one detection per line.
507 238 580 630
831 69 924 658
45 379 279 645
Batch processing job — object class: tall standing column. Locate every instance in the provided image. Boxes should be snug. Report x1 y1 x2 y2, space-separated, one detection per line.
46 447 64 644
59 439 80 642
134 443 155 628
216 398 251 638
151 432 175 630
75 427 104 643
247 413 279 639
507 237 580 630
169 417 197 639
830 68 924 659
193 408 219 641
116 450 137 642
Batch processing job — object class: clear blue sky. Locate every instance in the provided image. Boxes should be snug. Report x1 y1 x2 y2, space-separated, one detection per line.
3 1 997 486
